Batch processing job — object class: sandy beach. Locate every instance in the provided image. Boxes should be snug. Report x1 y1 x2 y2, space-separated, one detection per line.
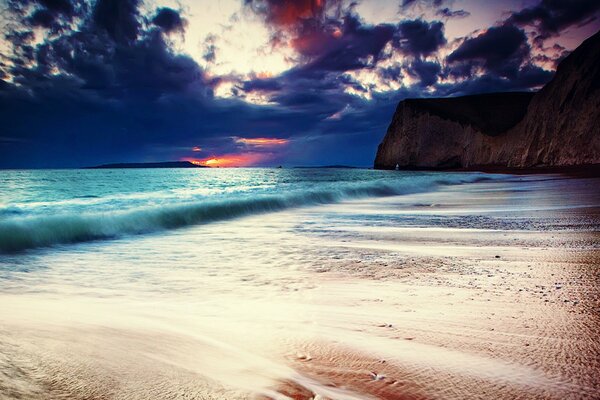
1 173 599 400
2 0 599 397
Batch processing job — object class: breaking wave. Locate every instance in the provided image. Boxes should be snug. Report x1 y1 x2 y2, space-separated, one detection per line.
0 174 493 253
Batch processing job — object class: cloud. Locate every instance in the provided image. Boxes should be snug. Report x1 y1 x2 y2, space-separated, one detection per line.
243 5 446 111
401 0 445 8
242 77 283 92
243 1 447 106
0 0 592 168
245 1 397 74
202 34 217 63
28 8 59 28
8 0 85 32
410 59 441 87
507 0 600 44
377 65 403 81
436 8 470 19
395 19 446 57
447 25 529 78
38 0 76 14
235 137 289 146
293 15 396 72
4 0 206 99
237 2 406 117
244 0 333 27
0 0 217 168
152 7 187 34
92 0 140 44
440 64 553 96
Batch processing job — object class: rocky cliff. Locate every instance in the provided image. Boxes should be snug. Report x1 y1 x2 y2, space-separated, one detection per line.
374 30 600 170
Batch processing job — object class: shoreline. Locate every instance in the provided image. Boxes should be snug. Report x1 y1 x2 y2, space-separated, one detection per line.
375 163 600 177
0 174 598 399
1 164 599 178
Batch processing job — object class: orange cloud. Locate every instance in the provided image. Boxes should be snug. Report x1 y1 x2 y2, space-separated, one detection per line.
261 0 325 27
256 71 274 79
184 152 271 167
235 137 289 147
192 146 202 152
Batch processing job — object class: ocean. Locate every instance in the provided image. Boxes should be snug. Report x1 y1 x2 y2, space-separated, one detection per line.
0 168 598 399
0 168 493 253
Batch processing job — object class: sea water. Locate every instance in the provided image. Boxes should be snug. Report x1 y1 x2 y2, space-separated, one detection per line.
0 168 492 253
0 168 598 399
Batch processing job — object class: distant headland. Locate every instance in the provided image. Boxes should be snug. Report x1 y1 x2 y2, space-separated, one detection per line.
86 161 207 169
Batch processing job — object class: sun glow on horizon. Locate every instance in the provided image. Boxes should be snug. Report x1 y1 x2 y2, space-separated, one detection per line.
184 152 272 167
183 137 288 167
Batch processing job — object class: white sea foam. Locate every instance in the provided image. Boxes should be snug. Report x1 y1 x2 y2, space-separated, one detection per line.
0 170 495 252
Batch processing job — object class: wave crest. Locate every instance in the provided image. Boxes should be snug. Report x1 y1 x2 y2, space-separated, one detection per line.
0 174 491 253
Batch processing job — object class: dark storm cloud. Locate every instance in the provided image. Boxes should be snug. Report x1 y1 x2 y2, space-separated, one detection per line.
37 0 76 14
292 15 396 73
152 7 187 34
1 0 375 168
447 25 529 78
244 0 337 27
401 0 445 8
436 8 470 19
395 19 446 56
442 0 597 91
378 65 403 81
245 1 396 73
245 1 445 76
235 4 406 124
28 8 58 28
0 0 594 168
440 64 553 96
92 0 140 43
4 0 204 98
8 0 86 32
242 78 282 92
0 0 214 167
410 59 441 87
506 0 600 43
3 30 36 65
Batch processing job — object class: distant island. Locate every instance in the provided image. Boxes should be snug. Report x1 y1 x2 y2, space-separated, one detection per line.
375 30 600 171
86 161 207 169
87 162 366 170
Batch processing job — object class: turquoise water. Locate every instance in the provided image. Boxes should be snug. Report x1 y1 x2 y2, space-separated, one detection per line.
0 168 494 252
0 169 598 399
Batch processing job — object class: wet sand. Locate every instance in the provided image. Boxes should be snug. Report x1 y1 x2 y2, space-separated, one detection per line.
1 174 599 399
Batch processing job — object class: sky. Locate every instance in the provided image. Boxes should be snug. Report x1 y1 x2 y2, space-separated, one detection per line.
0 0 599 168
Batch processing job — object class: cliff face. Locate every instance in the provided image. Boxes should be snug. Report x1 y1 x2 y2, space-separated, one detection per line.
374 30 600 170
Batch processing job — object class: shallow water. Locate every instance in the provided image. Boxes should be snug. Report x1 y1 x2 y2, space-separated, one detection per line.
0 169 598 399
0 169 493 253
